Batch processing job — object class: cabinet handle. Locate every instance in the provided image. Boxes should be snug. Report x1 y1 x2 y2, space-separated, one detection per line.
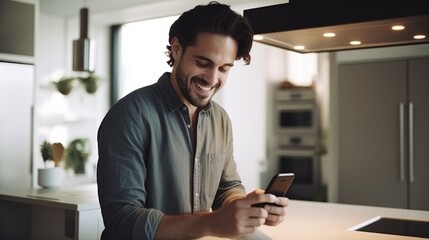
399 103 405 182
409 102 414 183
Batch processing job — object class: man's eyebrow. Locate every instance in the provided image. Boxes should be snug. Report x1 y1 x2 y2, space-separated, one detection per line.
195 55 234 67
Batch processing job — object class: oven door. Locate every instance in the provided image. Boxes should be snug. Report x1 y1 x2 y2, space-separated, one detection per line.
277 149 321 200
276 102 317 134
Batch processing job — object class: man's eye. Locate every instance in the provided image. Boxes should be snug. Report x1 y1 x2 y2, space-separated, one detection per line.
196 61 208 67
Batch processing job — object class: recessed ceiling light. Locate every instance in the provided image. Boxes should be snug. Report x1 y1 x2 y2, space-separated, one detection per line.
392 25 405 31
323 32 336 37
253 35 264 41
294 45 305 50
350 41 361 45
414 35 426 39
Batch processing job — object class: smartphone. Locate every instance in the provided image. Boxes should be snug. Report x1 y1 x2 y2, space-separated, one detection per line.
252 173 295 207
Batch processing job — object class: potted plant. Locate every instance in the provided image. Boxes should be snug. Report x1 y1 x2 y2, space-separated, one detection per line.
79 72 99 94
53 77 76 95
64 138 90 174
38 141 65 188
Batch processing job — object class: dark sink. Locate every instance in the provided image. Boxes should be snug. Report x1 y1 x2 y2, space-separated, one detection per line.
351 216 429 238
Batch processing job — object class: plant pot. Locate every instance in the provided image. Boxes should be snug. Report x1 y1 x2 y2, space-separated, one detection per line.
54 77 75 95
84 81 98 94
38 167 64 188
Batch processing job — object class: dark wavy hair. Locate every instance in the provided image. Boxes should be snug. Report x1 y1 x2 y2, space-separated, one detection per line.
166 1 254 66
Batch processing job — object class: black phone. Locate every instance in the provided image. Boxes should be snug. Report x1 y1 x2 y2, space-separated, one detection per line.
252 173 295 207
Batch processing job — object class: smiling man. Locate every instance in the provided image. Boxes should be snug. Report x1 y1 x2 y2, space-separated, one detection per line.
97 2 289 239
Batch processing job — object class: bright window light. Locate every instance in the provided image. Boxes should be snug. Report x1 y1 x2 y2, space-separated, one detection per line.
118 15 179 98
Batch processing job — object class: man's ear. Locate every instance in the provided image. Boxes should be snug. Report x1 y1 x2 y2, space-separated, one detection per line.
170 37 181 60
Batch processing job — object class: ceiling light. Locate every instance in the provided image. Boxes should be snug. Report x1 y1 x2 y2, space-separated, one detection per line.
244 0 429 53
72 2 95 72
350 41 361 45
253 35 264 41
414 35 426 40
392 25 405 31
294 45 305 50
323 32 336 38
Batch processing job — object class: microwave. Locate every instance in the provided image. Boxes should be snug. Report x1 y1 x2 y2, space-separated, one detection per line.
275 101 318 134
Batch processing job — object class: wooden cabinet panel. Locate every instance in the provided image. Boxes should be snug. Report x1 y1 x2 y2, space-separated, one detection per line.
339 60 408 208
0 1 34 56
408 58 429 210
339 58 429 210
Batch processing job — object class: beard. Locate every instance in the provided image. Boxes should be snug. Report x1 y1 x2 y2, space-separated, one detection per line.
175 60 219 108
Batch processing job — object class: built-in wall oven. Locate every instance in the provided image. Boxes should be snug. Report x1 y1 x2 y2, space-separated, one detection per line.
275 88 319 139
274 88 322 201
277 149 321 200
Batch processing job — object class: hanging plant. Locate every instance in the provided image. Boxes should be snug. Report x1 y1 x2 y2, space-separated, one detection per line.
53 77 76 95
79 72 99 94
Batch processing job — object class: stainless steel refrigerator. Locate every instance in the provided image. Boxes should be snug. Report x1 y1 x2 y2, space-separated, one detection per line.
0 61 34 189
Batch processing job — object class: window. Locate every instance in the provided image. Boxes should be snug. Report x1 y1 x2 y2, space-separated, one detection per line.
111 15 178 103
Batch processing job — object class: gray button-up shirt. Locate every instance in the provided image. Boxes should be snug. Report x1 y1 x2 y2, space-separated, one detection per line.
97 72 246 240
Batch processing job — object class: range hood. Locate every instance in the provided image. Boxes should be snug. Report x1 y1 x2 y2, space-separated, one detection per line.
243 0 429 53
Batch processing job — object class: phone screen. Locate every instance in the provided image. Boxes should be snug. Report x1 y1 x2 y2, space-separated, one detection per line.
265 173 295 197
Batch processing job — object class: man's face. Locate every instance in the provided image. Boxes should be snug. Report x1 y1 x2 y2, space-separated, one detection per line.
171 32 238 108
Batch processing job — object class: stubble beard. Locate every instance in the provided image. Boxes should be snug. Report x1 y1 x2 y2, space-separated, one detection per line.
175 61 215 108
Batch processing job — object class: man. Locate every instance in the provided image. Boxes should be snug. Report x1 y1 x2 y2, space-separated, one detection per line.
97 2 289 239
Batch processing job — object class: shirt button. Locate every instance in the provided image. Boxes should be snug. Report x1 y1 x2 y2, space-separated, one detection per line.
182 106 187 111
187 124 191 128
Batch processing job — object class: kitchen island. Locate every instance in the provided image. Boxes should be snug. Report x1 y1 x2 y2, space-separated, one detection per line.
0 184 428 240
245 200 429 240
0 184 102 240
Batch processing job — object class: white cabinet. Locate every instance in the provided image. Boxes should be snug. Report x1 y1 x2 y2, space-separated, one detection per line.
338 57 429 210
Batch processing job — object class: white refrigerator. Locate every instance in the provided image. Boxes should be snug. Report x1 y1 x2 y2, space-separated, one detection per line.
0 61 34 189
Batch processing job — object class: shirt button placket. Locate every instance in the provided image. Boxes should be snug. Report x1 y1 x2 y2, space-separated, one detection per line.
193 156 200 211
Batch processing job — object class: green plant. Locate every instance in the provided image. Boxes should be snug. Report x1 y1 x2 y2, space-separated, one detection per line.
64 138 90 174
79 72 99 94
40 141 53 168
40 141 65 168
53 77 76 95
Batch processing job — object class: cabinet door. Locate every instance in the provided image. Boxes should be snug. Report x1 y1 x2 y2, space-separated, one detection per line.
338 60 408 208
0 1 34 56
408 58 429 210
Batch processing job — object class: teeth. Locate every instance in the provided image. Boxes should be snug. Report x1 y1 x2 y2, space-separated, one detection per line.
195 82 212 91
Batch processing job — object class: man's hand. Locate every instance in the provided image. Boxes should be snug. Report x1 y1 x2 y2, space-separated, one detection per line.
205 190 288 237
155 191 289 239
247 189 289 226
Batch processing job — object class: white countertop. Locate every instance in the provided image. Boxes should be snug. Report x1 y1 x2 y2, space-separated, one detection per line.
205 200 429 240
1 185 428 239
0 184 99 211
